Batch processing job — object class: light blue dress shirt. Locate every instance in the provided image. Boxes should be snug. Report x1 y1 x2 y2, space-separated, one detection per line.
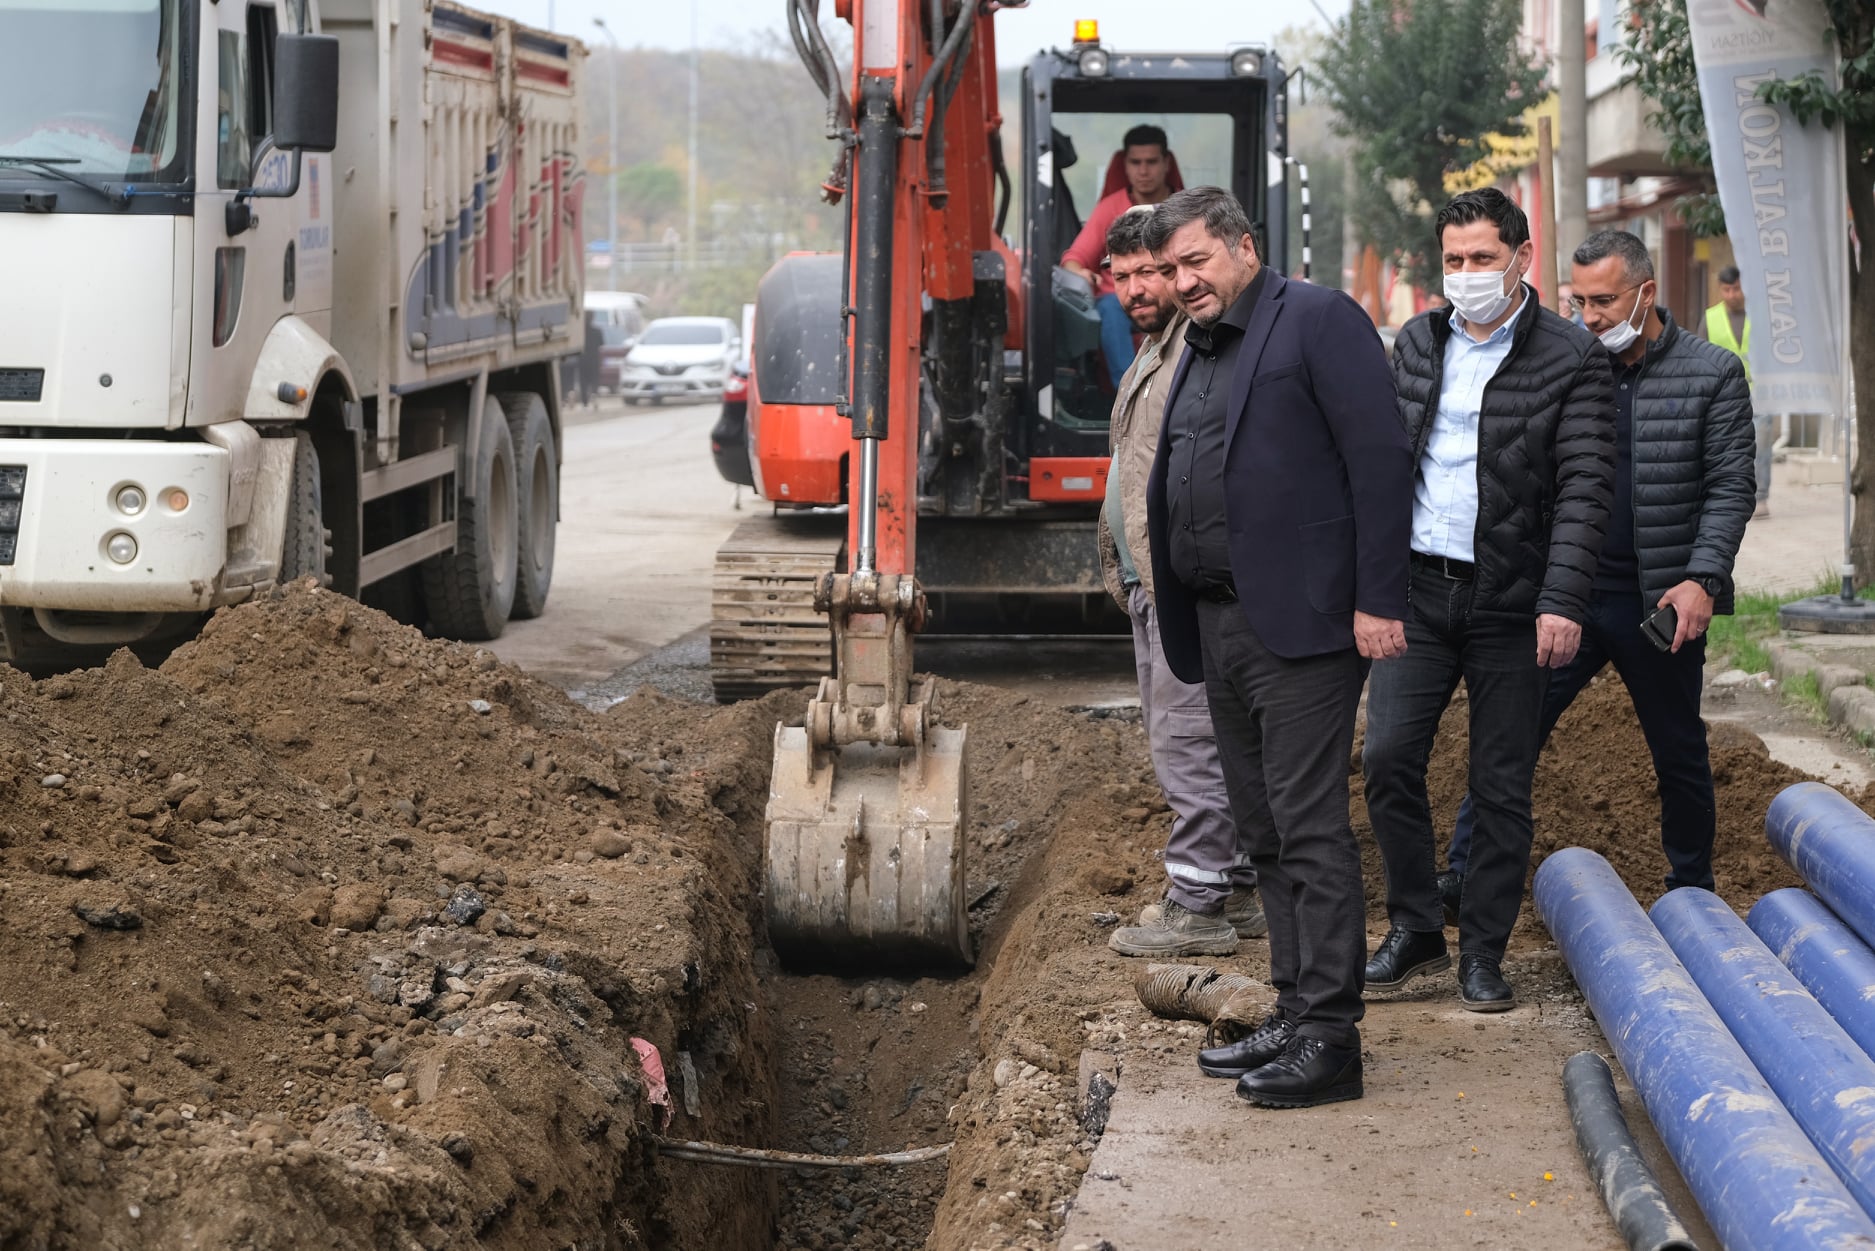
1410 294 1524 561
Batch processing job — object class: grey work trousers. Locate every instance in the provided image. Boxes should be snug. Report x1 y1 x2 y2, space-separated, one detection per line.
1128 584 1253 912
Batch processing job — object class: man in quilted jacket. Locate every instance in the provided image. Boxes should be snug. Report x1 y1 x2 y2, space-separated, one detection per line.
1441 230 1755 913
1362 188 1616 1012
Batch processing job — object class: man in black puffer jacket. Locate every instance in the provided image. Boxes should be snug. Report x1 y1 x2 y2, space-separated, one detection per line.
1363 189 1616 1012
1444 230 1754 902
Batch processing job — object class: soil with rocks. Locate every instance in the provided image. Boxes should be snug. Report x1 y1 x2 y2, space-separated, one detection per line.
0 582 772 1250
0 580 1856 1251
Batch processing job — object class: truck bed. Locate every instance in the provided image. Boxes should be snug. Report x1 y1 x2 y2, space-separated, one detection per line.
323 0 585 401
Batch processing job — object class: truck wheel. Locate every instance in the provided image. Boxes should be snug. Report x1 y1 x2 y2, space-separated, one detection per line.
279 430 331 586
422 397 518 640
499 391 556 619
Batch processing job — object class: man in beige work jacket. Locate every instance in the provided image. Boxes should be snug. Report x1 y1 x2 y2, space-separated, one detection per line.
1097 205 1264 957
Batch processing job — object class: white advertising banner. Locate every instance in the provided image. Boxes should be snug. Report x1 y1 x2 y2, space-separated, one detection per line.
1684 0 1846 417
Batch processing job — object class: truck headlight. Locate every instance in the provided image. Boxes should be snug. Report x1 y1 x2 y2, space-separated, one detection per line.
105 532 138 565
115 485 146 515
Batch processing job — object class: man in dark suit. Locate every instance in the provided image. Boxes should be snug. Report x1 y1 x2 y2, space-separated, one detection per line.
1143 187 1412 1109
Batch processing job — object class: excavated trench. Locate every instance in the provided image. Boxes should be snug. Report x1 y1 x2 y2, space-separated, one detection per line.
0 579 1153 1251
602 675 1149 1251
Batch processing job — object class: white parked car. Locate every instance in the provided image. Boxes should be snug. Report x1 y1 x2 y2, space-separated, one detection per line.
618 316 742 404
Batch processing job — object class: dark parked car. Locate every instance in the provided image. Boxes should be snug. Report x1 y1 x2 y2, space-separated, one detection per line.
710 363 755 486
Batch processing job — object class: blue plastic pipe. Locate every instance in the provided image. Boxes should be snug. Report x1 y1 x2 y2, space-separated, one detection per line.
1655 887 1875 1217
1533 848 1875 1248
1766 782 1875 950
1749 888 1875 1066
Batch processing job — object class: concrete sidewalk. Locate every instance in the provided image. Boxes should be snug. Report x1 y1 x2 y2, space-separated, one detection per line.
1056 953 1714 1250
1734 456 1853 595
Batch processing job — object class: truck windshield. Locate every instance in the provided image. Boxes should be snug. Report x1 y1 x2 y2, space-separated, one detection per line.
0 0 190 186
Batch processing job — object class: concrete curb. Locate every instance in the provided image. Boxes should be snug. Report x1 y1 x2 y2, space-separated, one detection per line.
1766 641 1872 739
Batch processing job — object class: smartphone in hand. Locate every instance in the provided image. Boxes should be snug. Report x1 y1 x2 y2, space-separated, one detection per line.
1641 603 1679 653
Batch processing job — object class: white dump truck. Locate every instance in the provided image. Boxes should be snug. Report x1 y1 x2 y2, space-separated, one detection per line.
0 0 584 662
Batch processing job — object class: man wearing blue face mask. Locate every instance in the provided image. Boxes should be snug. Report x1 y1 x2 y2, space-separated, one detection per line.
1440 230 1754 911
1362 188 1616 1012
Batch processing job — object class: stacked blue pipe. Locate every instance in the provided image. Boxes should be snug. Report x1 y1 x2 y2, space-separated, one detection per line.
1747 889 1875 1065
1653 887 1875 1216
1765 783 1875 952
1532 848 1875 1247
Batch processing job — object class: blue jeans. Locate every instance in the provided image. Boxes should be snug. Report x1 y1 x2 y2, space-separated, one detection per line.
1447 588 1714 891
1096 292 1137 389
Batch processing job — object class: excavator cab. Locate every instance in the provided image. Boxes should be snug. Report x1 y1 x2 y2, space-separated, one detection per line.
1021 37 1293 429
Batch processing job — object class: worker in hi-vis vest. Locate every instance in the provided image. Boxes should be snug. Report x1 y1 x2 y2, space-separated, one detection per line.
1702 265 1769 519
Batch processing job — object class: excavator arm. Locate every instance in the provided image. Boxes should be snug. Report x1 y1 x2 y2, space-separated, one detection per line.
762 0 1010 969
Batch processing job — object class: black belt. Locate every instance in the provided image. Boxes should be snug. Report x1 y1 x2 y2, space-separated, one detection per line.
1193 581 1239 603
1410 551 1475 581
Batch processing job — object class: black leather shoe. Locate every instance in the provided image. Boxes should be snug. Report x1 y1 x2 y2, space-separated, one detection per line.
1364 927 1450 990
1235 1036 1363 1108
1458 954 1516 1011
1197 1014 1297 1079
1437 870 1465 928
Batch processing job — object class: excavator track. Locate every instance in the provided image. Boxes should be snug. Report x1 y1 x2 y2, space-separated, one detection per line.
709 514 845 703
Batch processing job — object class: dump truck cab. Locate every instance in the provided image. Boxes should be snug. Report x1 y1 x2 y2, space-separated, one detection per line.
0 1 338 633
0 0 584 661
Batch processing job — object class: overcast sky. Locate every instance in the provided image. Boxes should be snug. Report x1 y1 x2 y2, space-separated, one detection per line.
471 1 1346 66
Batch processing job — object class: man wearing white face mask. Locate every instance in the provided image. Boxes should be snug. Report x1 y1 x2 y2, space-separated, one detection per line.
1442 230 1754 903
1362 188 1615 1012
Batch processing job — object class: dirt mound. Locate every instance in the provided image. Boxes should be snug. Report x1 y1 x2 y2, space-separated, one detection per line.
0 582 771 1250
1346 672 1808 934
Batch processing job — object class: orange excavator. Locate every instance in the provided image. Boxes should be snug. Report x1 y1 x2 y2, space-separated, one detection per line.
721 2 1294 967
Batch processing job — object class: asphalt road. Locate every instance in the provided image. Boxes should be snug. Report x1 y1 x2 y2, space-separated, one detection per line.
485 397 745 697
486 395 1140 709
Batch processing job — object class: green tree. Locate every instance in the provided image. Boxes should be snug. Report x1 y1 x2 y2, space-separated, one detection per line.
617 162 682 228
1761 3 1875 575
1318 0 1549 285
1619 0 1874 575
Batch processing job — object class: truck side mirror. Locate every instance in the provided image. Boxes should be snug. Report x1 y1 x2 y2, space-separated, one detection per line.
274 34 340 153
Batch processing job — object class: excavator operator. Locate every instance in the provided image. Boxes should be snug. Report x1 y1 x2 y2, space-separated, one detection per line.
1061 124 1179 387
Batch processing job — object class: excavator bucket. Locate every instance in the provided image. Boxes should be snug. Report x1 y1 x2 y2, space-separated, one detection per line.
765 705 970 968
762 574 974 970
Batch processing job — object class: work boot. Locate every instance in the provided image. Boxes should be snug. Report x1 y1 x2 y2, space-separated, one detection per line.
1108 899 1239 958
1437 870 1465 929
1234 1036 1363 1109
1223 887 1268 939
1363 927 1450 991
1457 954 1516 1012
1139 887 1267 939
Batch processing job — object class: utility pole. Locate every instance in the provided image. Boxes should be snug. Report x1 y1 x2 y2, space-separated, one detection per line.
688 0 700 270
1557 0 1589 281
593 17 620 291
